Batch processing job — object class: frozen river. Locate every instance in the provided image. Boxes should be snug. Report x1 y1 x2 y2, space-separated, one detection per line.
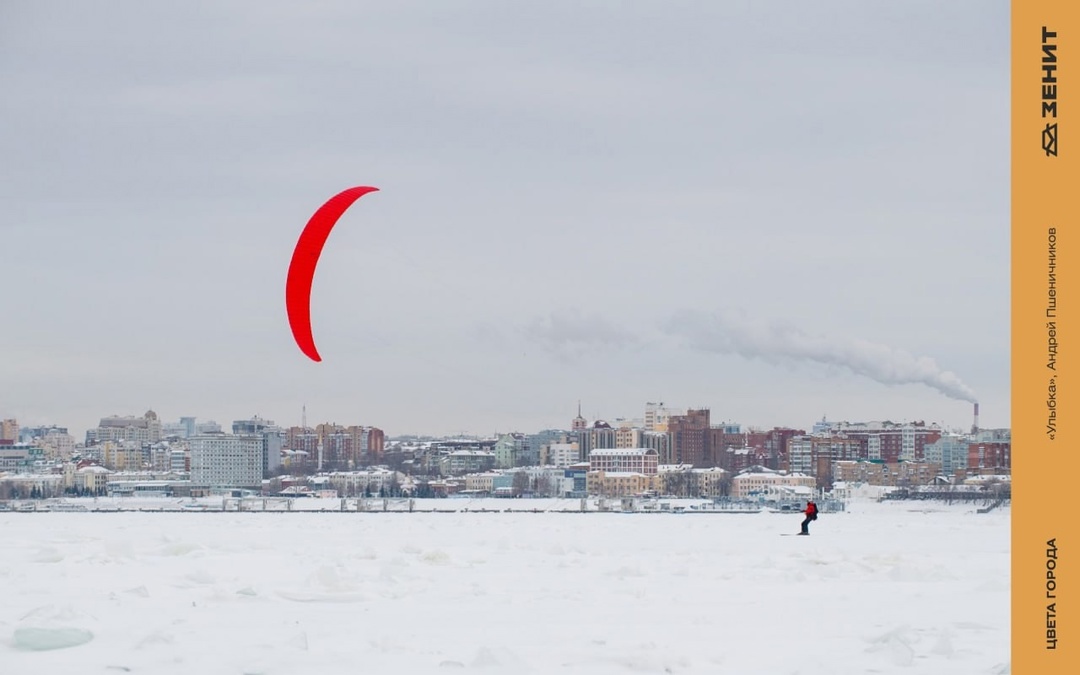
0 499 1009 674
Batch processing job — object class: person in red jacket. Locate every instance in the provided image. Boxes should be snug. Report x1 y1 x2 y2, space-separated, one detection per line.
799 501 818 535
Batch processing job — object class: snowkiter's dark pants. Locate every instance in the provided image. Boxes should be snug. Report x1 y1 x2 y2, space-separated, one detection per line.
801 517 812 534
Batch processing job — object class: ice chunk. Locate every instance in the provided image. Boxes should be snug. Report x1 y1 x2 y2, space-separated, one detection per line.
135 631 175 650
931 632 954 657
289 632 309 651
32 547 64 563
12 627 93 651
421 550 450 565
185 570 215 584
159 542 202 556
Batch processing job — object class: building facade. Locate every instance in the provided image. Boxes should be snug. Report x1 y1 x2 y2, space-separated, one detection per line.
588 448 659 475
668 409 710 467
730 471 817 499
190 433 264 489
922 435 969 477
87 410 163 446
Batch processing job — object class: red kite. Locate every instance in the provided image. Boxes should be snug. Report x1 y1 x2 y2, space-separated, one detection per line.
286 186 379 362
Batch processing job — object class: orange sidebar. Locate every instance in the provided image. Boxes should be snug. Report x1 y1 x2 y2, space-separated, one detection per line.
1012 1 1078 672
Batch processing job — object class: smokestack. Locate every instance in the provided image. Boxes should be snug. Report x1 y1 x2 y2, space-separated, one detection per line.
972 402 980 435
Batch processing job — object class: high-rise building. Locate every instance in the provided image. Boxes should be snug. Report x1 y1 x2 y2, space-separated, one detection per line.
527 430 566 465
1 419 19 442
967 441 1011 471
494 433 526 469
821 421 942 463
195 420 222 435
614 425 643 449
87 410 162 446
263 429 283 475
787 435 861 475
923 435 969 477
709 428 750 470
285 426 319 467
161 423 187 438
588 422 617 452
352 426 384 466
232 415 273 435
764 428 805 471
190 433 264 489
170 448 190 473
14 425 75 459
232 416 283 474
668 409 710 467
641 430 673 464
101 441 145 472
543 442 580 468
281 423 382 470
645 402 684 432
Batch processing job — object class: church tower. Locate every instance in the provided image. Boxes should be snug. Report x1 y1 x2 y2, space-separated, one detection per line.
572 401 587 431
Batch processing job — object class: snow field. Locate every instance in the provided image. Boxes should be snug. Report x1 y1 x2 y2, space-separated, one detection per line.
0 501 1009 674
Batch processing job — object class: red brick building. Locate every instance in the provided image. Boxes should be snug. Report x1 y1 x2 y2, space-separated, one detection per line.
967 441 1011 471
827 422 942 463
765 427 805 471
669 409 710 467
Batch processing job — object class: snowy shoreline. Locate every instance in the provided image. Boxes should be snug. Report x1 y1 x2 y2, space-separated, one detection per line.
1 495 1006 515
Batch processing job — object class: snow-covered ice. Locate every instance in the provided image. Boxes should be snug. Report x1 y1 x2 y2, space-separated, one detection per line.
0 499 1009 674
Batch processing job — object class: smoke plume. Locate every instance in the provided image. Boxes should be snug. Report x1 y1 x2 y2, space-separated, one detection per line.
663 308 978 403
524 308 641 361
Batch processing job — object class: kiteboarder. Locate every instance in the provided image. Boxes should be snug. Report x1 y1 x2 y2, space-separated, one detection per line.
799 501 818 535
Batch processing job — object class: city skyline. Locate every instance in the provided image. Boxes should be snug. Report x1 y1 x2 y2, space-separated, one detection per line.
4 395 996 446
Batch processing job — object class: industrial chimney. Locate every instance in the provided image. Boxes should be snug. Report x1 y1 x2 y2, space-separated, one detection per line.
971 402 980 435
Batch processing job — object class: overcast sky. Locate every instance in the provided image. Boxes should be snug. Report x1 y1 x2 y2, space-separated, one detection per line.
1 1 1008 440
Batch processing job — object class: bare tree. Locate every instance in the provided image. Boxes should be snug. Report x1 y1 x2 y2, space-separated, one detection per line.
511 471 529 497
535 474 554 498
717 472 733 498
664 470 693 498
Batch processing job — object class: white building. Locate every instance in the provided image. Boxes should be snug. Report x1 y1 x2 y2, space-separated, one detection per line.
87 410 163 446
788 437 814 475
588 448 659 475
644 402 684 432
731 471 816 499
323 469 403 496
190 433 264 488
169 448 188 473
38 429 76 459
545 442 579 468
195 420 222 435
464 471 501 493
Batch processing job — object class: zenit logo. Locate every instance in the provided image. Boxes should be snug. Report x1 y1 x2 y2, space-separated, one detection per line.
1041 26 1058 157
